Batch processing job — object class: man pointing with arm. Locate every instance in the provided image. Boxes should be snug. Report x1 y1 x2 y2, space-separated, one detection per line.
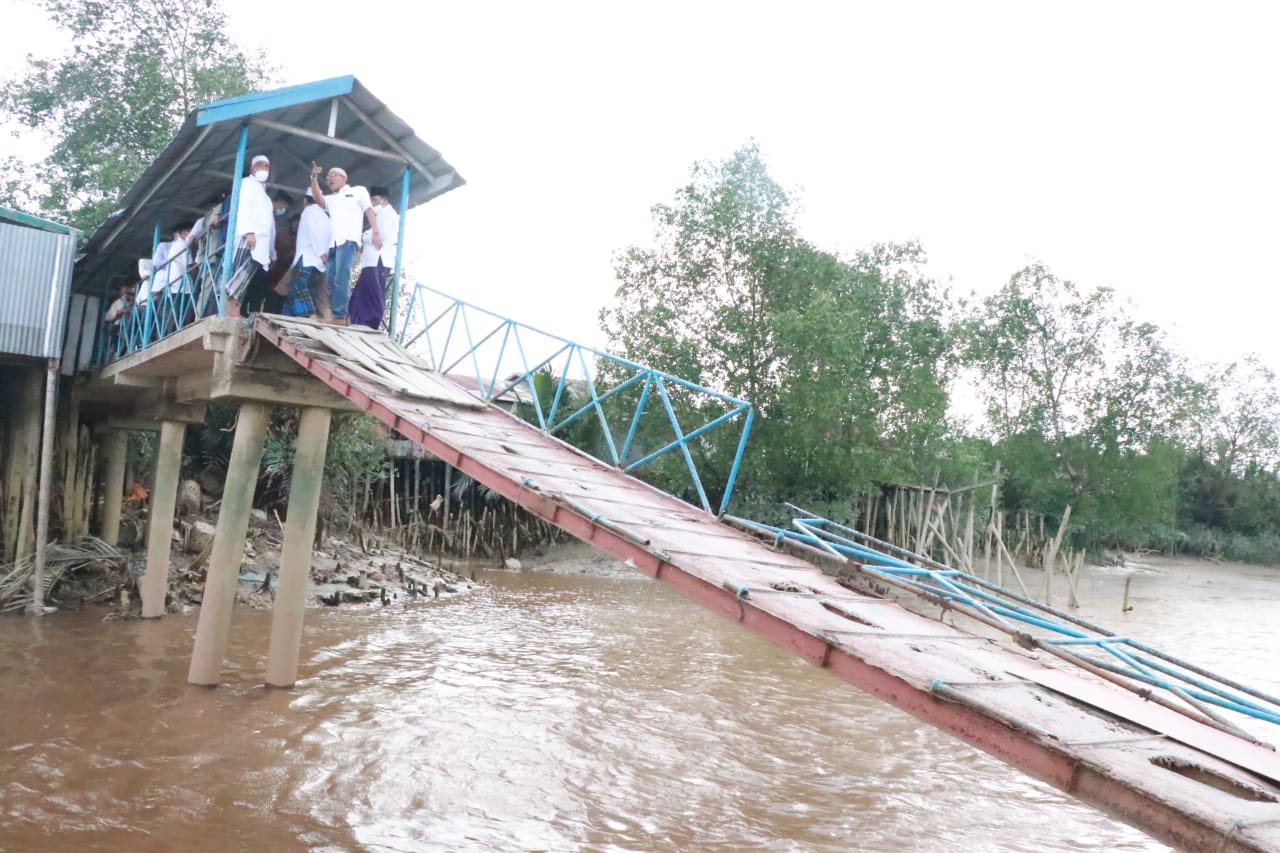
309 162 381 325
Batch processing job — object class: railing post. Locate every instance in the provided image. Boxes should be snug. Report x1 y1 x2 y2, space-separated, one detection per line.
390 164 410 341
218 124 250 315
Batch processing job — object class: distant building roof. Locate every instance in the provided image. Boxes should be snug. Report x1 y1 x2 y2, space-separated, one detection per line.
74 74 465 290
0 206 77 236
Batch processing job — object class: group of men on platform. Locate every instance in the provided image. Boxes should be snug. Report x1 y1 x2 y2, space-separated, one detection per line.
233 154 400 329
104 153 400 349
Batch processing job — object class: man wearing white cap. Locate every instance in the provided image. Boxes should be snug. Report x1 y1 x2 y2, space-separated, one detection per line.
232 154 279 314
308 161 381 324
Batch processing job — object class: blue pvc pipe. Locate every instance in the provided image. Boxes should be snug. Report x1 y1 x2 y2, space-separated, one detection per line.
488 321 513 398
655 377 709 512
577 346 621 465
718 404 754 516
413 285 751 407
624 403 747 472
551 371 646 434
620 373 654 463
547 347 575 429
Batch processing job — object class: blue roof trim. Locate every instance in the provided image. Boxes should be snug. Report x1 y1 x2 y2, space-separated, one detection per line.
196 75 356 127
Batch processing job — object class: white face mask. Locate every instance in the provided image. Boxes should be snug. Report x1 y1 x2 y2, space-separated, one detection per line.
253 169 269 183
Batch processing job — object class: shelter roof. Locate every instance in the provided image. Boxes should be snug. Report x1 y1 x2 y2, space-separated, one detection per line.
74 75 464 289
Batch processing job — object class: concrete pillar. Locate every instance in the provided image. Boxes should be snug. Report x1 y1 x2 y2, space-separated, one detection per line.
188 402 268 686
100 431 129 547
265 406 331 688
140 420 186 618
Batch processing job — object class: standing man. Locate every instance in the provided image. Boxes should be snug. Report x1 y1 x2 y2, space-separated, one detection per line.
232 154 278 315
308 162 381 325
103 281 136 355
349 186 399 330
282 190 332 318
267 190 297 293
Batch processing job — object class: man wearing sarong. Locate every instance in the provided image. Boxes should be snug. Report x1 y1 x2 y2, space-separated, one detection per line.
349 186 399 330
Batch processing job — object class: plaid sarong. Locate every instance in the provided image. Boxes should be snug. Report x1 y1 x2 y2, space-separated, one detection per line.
283 262 319 317
224 238 258 302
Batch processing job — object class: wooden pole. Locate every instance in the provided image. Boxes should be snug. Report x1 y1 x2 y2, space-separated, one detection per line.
1043 504 1073 607
442 465 453 534
963 491 976 574
31 360 60 616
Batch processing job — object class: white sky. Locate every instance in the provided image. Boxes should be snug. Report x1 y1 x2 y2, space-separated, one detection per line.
6 0 1280 375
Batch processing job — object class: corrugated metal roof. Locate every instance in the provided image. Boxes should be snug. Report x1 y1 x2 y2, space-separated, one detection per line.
74 75 465 292
0 214 78 359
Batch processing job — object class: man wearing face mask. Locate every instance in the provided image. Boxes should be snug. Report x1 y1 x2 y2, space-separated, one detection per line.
268 190 297 296
232 154 278 314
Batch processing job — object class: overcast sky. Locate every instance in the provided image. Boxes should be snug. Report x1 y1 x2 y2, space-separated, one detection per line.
6 0 1279 376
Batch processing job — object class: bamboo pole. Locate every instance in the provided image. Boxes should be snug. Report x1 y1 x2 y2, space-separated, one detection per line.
994 511 1005 588
963 491 976 574
990 517 1032 597
1065 550 1083 609
442 466 452 534
1043 504 1073 606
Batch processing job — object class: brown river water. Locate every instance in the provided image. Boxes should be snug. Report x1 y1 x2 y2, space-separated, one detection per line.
1 547 1278 852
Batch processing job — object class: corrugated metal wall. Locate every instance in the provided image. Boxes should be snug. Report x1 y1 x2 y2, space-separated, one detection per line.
0 221 77 359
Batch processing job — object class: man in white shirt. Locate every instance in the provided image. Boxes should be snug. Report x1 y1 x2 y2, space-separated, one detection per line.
349 186 399 330
142 222 191 337
282 191 333 318
159 222 193 333
232 154 278 315
308 162 381 324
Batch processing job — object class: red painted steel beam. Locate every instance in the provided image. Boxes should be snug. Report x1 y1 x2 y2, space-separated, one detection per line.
254 319 1274 853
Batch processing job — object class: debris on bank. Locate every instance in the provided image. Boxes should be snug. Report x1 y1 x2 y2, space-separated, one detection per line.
1 501 481 619
161 507 480 617
0 537 129 614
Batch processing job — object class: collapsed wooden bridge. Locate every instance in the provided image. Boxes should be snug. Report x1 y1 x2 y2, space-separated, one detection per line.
100 312 1273 853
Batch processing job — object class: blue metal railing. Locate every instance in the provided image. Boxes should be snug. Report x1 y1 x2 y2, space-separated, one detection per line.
728 507 1280 742
396 284 755 516
105 225 228 362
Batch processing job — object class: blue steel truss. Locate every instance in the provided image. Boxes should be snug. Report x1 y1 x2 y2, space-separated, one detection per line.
396 283 754 516
728 507 1280 743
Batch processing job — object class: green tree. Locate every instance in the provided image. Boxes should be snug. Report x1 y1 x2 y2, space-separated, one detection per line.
603 143 952 510
1178 355 1280 535
962 263 1207 534
0 0 266 233
604 141 795 409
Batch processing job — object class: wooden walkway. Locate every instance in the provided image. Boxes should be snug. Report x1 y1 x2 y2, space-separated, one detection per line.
257 316 1280 853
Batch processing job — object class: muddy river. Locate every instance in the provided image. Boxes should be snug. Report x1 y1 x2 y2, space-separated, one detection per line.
1 547 1277 852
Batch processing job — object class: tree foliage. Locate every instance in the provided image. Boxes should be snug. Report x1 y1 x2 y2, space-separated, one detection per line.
603 143 952 507
601 143 1280 561
0 0 266 233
